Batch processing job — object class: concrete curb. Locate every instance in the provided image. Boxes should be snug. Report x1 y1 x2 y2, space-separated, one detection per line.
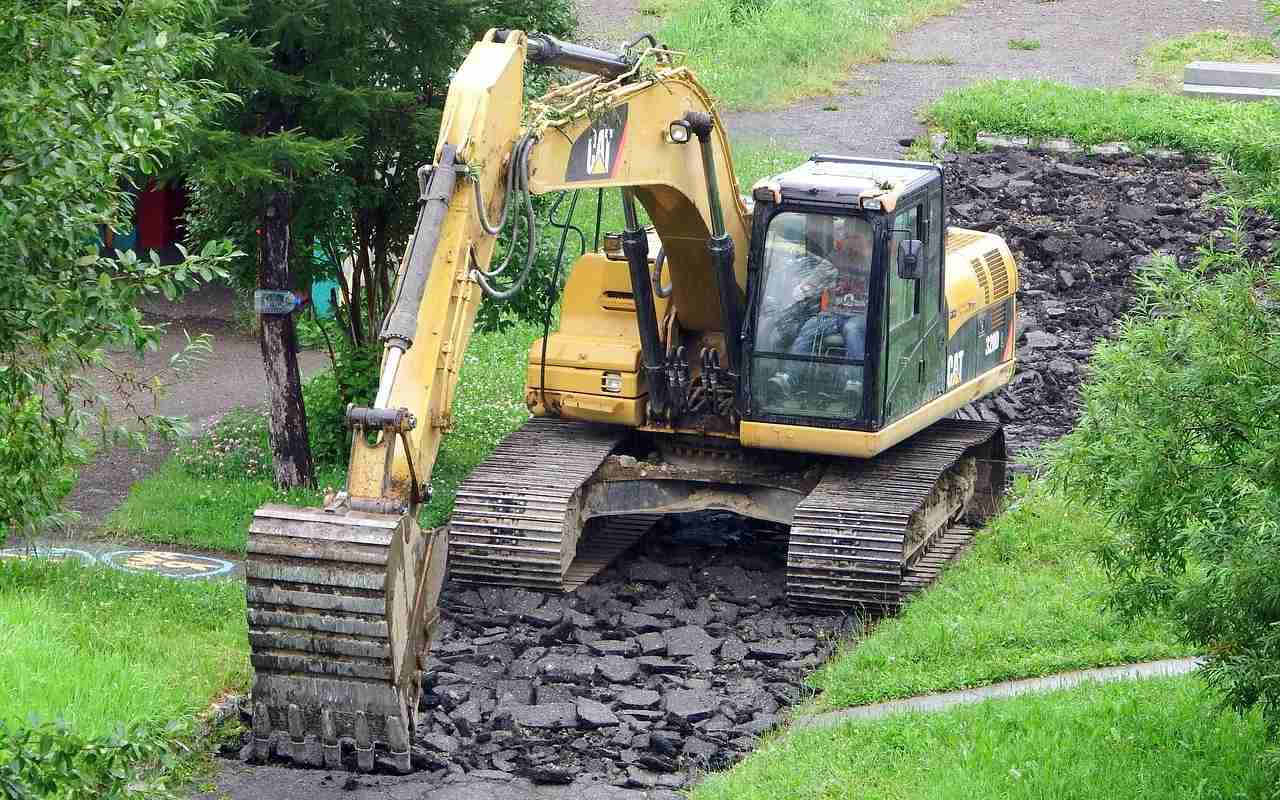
795 657 1202 730
928 131 1185 159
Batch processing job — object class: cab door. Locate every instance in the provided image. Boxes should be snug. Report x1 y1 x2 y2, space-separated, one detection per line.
920 184 947 403
882 202 928 422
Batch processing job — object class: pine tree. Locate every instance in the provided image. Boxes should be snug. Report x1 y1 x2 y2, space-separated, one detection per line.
186 0 572 487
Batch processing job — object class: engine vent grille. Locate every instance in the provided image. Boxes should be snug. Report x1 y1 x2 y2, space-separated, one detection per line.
984 249 1011 299
970 257 991 305
989 298 1008 332
947 230 985 250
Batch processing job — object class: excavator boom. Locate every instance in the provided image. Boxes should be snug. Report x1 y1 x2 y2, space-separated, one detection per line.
243 30 752 771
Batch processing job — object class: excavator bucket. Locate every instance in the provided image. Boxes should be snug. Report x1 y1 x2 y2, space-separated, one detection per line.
244 505 447 772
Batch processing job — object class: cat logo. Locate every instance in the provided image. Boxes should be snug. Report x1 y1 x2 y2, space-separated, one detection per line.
586 127 615 176
565 105 629 182
947 350 965 388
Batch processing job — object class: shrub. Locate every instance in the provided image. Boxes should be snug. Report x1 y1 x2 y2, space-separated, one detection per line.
1049 211 1280 728
0 718 184 800
178 409 273 481
302 337 381 468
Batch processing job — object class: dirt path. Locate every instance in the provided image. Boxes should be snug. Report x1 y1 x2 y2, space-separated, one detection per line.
574 0 645 48
49 286 326 539
723 0 1271 157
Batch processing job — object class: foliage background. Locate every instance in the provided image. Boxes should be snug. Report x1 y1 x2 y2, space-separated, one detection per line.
0 0 236 541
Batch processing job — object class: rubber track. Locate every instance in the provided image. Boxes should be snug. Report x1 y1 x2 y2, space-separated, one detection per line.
449 417 648 590
787 419 1001 610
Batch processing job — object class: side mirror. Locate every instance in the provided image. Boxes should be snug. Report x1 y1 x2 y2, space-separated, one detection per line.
897 239 924 280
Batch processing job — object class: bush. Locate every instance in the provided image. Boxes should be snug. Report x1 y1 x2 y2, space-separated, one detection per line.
178 409 273 482
1049 212 1280 728
0 718 183 800
302 336 381 468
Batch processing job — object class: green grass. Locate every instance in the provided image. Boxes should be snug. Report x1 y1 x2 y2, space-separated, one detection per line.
636 0 677 16
890 53 958 66
693 676 1270 800
1137 29 1277 91
0 559 248 737
658 0 963 109
105 459 336 552
928 79 1280 168
808 484 1189 710
1008 38 1041 51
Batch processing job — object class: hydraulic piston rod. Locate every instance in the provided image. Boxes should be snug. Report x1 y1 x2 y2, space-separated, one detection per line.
493 30 634 79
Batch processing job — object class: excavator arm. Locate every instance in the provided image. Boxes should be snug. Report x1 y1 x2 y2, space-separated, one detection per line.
244 29 754 772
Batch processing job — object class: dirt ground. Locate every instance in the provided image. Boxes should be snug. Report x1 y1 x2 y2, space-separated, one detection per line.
54 284 326 535
722 0 1272 156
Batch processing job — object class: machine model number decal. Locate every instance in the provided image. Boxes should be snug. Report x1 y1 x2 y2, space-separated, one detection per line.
984 331 1001 356
565 105 629 182
946 350 964 388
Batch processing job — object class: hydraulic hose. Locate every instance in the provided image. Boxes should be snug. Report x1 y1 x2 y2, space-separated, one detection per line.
473 135 541 300
539 190 584 410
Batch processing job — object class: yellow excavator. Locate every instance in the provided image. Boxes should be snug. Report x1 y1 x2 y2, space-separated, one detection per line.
244 30 1017 771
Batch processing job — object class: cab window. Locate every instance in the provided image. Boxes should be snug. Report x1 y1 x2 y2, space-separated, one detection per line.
887 205 920 330
750 211 873 421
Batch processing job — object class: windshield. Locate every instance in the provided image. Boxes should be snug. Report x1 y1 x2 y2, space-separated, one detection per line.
751 211 873 421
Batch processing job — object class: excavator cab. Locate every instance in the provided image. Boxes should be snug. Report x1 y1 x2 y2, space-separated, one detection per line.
743 156 947 432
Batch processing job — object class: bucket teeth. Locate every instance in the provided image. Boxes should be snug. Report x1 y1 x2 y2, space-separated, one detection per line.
355 712 374 773
245 505 447 771
321 708 341 769
251 701 272 763
386 715 411 774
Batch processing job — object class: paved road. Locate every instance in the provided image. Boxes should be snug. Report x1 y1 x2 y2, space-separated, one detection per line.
723 0 1272 157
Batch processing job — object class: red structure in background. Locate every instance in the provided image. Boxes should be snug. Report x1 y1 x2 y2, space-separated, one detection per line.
103 179 188 259
135 180 188 252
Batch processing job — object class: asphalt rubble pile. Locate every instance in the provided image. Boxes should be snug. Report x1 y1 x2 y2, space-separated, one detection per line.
224 149 1277 798
415 518 849 792
946 147 1277 454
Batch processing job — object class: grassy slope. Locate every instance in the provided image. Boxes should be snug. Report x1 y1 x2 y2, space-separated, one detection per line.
659 0 962 109
809 486 1188 710
928 80 1280 168
694 676 1269 800
107 141 807 553
0 560 247 736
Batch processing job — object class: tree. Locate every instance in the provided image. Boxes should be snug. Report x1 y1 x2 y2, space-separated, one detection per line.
0 0 236 541
1049 215 1280 730
185 0 573 476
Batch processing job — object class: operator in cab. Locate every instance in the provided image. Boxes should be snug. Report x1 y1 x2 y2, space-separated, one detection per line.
764 213 873 405
788 216 872 360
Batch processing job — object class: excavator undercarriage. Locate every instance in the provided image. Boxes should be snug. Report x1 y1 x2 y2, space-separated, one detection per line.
450 416 1004 608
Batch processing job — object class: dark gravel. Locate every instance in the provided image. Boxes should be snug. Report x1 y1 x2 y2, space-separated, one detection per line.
944 147 1278 454
209 518 853 799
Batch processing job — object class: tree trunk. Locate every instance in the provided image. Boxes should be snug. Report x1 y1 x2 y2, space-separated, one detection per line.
259 189 315 488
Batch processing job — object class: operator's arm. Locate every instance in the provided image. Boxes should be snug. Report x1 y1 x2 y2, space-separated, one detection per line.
790 255 838 303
